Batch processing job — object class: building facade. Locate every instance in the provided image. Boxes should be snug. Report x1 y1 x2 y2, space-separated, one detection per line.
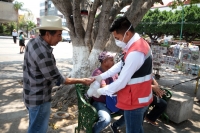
39 0 66 26
0 1 17 22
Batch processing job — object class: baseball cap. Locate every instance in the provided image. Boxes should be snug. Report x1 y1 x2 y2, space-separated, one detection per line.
98 51 116 62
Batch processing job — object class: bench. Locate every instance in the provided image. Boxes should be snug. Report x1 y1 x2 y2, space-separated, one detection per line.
74 84 172 132
75 84 121 133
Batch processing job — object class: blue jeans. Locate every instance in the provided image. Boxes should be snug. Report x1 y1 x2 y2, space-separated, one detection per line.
146 95 167 122
27 102 51 133
92 101 125 133
124 106 148 133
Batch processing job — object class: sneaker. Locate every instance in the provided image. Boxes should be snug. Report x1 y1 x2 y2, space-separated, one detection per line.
110 123 120 133
145 117 158 126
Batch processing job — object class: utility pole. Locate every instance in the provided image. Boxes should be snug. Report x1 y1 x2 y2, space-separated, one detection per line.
180 6 184 41
45 0 48 16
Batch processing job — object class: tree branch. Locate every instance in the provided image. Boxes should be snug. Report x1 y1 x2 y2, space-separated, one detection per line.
84 0 101 51
93 0 115 50
73 0 85 40
92 0 132 44
92 11 101 44
52 0 76 37
125 0 161 28
109 1 121 21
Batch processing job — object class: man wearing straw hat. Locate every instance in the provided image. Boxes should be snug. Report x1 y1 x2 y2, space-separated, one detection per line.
23 16 94 133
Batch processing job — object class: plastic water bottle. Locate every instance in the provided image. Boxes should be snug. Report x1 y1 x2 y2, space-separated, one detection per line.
87 81 100 97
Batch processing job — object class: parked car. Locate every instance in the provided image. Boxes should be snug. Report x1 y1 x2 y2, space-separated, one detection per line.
62 31 71 43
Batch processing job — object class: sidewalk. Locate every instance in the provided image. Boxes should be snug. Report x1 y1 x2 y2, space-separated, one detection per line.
0 36 13 39
0 36 29 40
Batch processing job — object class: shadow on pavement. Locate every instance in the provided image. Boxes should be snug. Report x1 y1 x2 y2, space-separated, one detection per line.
0 79 28 133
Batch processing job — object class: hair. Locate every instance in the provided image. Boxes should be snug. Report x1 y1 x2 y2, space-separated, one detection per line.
39 30 57 36
20 32 23 35
109 16 134 34
99 57 109 64
99 60 103 64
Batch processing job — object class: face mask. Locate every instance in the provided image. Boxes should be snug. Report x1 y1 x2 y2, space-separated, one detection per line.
115 25 132 49
115 39 126 49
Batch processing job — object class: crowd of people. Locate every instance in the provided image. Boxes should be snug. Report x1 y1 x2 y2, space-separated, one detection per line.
22 15 169 133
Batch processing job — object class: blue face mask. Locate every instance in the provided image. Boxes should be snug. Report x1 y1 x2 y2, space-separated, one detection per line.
115 25 132 49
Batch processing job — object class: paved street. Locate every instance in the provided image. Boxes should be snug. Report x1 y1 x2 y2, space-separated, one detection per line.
0 38 73 78
0 38 200 133
0 38 73 62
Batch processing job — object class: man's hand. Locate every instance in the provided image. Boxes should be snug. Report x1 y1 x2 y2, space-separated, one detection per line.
152 85 165 98
81 78 95 86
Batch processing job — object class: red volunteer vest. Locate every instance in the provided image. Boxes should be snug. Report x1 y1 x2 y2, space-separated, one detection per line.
116 38 153 110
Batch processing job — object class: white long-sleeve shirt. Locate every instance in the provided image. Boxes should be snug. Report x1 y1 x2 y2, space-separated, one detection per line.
98 33 145 96
12 32 18 37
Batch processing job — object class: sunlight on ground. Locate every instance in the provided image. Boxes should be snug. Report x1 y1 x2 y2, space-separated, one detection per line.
0 123 12 133
0 100 25 113
3 88 23 96
18 117 28 130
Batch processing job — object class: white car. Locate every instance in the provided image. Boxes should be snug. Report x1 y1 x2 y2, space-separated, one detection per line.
62 31 71 43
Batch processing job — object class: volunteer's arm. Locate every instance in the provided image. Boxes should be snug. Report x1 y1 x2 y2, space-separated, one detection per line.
98 51 145 96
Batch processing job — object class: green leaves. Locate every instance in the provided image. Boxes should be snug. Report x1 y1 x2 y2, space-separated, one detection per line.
13 1 31 13
135 5 200 42
13 1 24 10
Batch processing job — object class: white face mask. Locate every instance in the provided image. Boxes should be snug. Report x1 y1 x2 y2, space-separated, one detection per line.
115 25 132 49
115 39 126 49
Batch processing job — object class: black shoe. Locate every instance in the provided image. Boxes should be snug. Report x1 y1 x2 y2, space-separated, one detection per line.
110 123 120 133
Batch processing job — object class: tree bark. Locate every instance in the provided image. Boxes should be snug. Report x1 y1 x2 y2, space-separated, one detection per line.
126 0 161 27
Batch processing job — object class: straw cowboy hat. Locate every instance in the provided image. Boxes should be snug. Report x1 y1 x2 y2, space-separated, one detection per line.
35 16 69 31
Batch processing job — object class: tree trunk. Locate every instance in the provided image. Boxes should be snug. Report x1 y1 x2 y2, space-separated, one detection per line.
51 37 104 109
71 44 91 78
51 0 161 109
105 34 122 53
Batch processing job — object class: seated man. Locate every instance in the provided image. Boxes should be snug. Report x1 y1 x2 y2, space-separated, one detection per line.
92 51 125 133
144 78 167 126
